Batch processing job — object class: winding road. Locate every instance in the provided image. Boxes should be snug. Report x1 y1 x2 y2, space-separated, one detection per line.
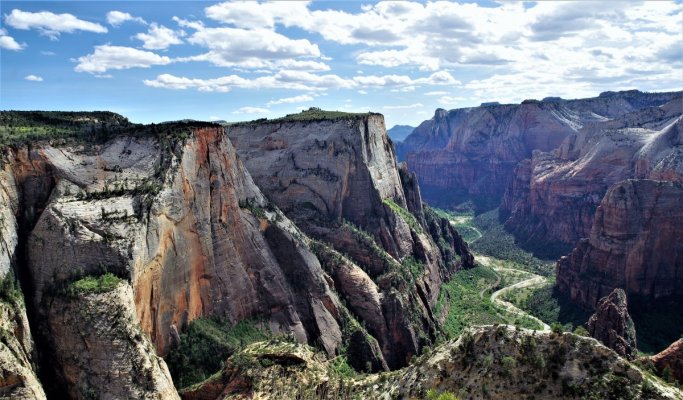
449 216 551 332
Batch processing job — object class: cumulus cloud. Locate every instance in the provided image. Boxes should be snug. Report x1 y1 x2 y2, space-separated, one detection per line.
195 0 682 99
135 23 183 50
266 94 314 106
0 28 24 50
24 74 43 81
75 45 171 74
106 11 146 27
233 106 269 114
5 9 107 39
177 26 320 69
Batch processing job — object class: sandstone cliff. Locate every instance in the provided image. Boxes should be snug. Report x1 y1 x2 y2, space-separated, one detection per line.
587 289 638 360
556 179 683 309
402 90 681 210
226 110 474 368
0 160 46 399
180 325 681 400
0 110 474 396
502 98 683 254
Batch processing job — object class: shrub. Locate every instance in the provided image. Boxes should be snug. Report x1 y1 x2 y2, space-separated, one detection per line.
426 388 459 400
166 318 270 388
68 273 122 296
551 322 564 335
383 198 422 233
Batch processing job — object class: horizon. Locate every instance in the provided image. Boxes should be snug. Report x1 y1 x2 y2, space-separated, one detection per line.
1 1 682 127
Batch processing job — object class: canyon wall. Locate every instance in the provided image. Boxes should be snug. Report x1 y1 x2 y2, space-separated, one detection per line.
226 112 473 367
401 90 681 211
556 179 683 309
0 110 474 396
502 98 682 255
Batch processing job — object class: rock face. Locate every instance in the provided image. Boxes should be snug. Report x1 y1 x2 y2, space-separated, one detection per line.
587 289 638 360
652 339 683 384
0 161 46 400
401 90 681 210
0 110 474 395
47 283 179 399
556 179 683 309
226 112 474 368
180 325 680 400
502 98 683 254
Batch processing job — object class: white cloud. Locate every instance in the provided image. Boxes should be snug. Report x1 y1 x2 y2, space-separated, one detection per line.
144 70 459 93
266 94 314 106
106 11 146 27
233 106 270 114
5 9 107 40
75 45 171 74
179 26 320 69
0 28 24 50
196 1 682 99
135 23 183 50
425 91 448 96
383 103 423 110
41 50 55 55
24 74 43 82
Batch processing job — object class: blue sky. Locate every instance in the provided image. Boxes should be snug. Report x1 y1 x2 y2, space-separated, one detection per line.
1 1 681 127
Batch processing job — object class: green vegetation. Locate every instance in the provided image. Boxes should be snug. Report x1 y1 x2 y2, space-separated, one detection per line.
229 107 379 127
470 209 554 276
0 270 23 304
67 273 123 296
502 284 590 332
431 208 480 243
383 198 423 233
435 265 540 339
0 110 217 147
426 388 459 400
166 317 271 388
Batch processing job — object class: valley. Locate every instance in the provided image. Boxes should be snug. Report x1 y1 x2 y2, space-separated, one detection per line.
0 93 681 399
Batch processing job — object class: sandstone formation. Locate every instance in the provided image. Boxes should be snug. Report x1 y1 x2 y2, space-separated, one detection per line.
587 289 638 360
47 282 179 399
502 98 683 254
401 90 681 210
0 161 46 399
0 110 474 396
180 325 680 400
652 339 683 384
226 110 474 368
556 179 683 309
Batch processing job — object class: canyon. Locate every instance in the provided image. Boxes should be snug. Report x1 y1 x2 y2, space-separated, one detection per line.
0 102 680 399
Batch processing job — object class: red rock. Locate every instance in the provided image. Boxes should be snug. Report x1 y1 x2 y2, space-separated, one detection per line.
652 339 683 384
556 179 683 309
587 288 638 360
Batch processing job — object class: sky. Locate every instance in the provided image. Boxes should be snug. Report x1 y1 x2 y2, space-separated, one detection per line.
0 1 682 127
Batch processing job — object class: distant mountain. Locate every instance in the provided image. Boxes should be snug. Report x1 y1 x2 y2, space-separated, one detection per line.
387 125 415 142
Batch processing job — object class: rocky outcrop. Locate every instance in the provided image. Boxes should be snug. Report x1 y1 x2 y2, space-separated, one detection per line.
0 159 46 400
46 282 179 399
587 289 638 360
502 98 683 254
652 339 683 384
402 90 681 211
180 325 681 400
556 179 683 309
226 110 474 368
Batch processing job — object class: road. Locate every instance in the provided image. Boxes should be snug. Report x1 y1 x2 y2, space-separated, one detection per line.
475 254 551 332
